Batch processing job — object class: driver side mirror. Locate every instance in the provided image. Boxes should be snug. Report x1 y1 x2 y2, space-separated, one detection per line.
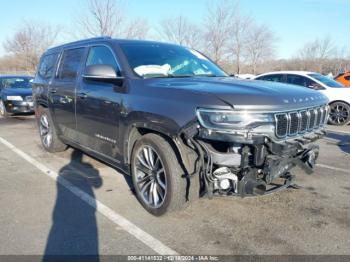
83 64 124 85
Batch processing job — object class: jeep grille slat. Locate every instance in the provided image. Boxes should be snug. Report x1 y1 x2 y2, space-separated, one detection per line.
275 105 328 139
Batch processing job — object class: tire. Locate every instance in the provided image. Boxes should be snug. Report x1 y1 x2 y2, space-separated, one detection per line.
36 106 67 153
0 100 9 118
131 134 187 216
328 102 350 126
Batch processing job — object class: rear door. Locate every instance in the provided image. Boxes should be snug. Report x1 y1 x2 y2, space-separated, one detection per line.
75 45 123 160
49 47 86 141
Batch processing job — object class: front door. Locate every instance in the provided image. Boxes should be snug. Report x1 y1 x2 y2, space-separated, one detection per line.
49 47 86 141
76 45 123 160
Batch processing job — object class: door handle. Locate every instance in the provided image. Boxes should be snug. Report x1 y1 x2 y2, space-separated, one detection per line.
78 92 88 99
49 88 57 94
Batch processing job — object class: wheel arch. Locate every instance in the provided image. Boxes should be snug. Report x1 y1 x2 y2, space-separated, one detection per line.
329 100 350 107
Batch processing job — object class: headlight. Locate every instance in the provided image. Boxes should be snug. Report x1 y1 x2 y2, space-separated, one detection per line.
6 96 23 101
197 108 274 131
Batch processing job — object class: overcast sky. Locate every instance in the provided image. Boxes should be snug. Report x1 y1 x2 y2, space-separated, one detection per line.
0 0 348 58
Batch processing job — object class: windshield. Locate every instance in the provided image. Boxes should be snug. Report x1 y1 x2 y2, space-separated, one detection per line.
120 43 228 78
0 77 33 89
308 74 344 88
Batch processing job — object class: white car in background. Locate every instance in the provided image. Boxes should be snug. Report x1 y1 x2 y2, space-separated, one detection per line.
236 74 256 80
254 71 350 126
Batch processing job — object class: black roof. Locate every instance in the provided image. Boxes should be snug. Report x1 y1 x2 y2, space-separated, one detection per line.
46 36 180 54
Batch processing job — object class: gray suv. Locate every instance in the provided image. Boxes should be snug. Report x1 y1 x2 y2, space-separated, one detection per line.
33 37 329 216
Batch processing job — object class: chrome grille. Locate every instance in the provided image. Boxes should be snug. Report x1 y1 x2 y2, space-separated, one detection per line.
275 105 328 139
289 112 299 135
299 111 308 133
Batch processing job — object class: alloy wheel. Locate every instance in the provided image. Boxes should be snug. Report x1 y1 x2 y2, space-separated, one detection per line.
329 104 350 125
39 114 52 148
135 146 167 209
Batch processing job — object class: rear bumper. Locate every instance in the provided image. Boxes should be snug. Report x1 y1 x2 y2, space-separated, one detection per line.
4 100 35 114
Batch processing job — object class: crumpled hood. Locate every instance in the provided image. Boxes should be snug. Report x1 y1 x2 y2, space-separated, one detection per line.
1 88 33 98
149 77 329 111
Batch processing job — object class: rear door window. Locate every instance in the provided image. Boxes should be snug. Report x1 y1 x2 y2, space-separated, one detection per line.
257 74 284 82
286 75 315 87
57 48 85 81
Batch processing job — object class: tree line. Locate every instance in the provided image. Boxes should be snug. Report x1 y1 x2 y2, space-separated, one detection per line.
0 0 349 76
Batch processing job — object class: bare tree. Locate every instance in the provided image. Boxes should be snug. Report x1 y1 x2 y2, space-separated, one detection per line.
124 18 149 40
227 9 252 74
298 36 336 72
203 0 237 63
76 0 149 39
244 23 276 74
76 0 125 37
158 15 201 48
3 21 61 72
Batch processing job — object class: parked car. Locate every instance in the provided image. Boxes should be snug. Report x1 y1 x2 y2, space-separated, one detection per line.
0 75 34 117
334 72 350 87
255 71 350 126
33 37 329 216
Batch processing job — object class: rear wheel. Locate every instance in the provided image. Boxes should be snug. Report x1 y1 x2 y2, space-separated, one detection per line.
328 102 350 126
37 106 67 153
0 100 9 118
131 134 187 216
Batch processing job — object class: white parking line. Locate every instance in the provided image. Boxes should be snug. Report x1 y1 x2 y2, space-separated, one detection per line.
317 164 350 175
0 136 178 255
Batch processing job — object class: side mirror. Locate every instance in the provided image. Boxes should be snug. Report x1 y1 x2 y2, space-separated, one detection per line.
83 64 124 84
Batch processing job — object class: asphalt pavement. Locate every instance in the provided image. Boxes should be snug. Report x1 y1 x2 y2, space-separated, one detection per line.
0 115 349 256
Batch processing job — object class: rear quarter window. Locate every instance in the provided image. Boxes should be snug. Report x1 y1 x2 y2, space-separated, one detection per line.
38 53 59 80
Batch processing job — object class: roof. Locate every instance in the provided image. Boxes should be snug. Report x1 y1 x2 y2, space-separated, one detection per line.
46 36 180 54
256 71 317 77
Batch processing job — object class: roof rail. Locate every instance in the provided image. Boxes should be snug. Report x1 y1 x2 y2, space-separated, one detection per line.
47 36 112 51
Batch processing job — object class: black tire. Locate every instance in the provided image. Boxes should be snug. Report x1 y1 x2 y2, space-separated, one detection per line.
131 134 187 216
0 100 9 118
36 106 67 153
328 102 350 126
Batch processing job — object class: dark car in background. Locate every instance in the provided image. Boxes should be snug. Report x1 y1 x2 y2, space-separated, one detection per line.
0 75 34 117
33 37 329 216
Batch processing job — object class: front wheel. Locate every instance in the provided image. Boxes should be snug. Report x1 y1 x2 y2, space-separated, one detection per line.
131 134 187 216
328 102 350 126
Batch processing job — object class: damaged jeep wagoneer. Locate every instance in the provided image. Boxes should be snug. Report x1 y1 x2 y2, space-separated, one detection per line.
33 37 329 216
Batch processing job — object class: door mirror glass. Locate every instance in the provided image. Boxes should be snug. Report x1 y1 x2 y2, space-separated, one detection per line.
83 64 123 83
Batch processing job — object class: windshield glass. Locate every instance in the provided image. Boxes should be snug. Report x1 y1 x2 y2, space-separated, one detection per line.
0 77 33 89
120 43 228 78
308 74 344 88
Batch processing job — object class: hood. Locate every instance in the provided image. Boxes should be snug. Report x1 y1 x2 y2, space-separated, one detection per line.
1 88 33 98
148 77 329 111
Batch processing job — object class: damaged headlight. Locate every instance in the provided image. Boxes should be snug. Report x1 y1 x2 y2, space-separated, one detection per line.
197 108 274 131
